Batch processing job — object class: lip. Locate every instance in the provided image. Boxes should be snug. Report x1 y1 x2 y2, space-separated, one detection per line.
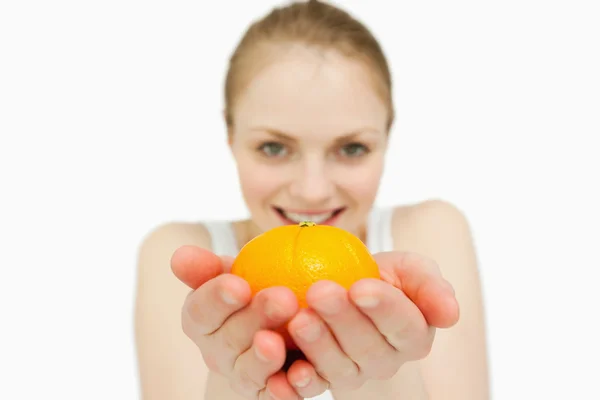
273 207 342 215
272 206 346 226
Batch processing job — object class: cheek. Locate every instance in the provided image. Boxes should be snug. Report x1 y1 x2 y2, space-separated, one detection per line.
335 158 384 202
235 158 288 204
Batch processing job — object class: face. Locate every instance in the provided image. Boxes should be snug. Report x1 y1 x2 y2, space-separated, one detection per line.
228 45 389 239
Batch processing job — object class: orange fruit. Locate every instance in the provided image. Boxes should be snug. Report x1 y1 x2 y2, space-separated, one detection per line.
230 221 380 349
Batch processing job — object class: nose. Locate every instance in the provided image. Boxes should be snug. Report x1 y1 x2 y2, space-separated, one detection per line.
288 158 334 206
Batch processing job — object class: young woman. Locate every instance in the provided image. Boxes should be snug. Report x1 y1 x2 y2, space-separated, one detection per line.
134 1 489 399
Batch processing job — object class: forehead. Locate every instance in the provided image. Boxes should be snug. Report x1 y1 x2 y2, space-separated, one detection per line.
233 45 388 136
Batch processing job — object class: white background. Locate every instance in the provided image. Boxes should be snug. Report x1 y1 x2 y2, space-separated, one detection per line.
1 0 599 398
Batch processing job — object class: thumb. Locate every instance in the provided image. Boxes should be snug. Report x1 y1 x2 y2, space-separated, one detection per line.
220 255 235 272
170 245 230 289
374 251 459 329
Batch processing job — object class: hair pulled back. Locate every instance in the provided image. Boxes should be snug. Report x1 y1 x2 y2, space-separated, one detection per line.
224 0 394 130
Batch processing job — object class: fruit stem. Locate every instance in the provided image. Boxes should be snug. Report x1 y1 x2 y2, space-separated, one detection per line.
299 221 316 227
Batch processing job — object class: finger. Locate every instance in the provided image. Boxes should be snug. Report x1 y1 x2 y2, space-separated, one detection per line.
306 280 398 379
213 286 299 374
287 308 361 390
286 359 330 398
263 371 301 400
230 330 287 398
374 251 459 328
183 273 252 336
171 245 226 289
349 278 435 361
220 255 235 272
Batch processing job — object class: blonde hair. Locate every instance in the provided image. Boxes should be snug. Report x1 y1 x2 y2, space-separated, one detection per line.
224 0 394 131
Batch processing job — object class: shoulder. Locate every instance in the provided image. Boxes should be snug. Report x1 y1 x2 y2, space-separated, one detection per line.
388 198 478 280
135 221 215 295
139 221 213 254
136 221 219 268
391 198 471 236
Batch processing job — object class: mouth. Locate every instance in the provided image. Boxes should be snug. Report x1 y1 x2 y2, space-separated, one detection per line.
273 206 346 225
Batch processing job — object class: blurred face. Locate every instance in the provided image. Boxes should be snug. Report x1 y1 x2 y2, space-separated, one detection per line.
228 45 389 238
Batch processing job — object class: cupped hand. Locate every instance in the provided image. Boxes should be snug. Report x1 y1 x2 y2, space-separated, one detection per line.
171 245 302 400
283 251 460 397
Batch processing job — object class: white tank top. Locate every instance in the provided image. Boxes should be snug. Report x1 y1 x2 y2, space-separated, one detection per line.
202 206 395 400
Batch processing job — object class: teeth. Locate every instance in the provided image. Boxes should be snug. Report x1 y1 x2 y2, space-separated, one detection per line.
282 211 335 224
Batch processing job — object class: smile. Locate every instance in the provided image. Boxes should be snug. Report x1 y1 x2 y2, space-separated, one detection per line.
273 206 346 225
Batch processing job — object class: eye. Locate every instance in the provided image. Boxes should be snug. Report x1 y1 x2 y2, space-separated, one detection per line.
258 141 288 157
339 142 369 158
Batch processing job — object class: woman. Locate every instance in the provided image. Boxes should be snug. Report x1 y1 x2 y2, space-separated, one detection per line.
134 1 489 399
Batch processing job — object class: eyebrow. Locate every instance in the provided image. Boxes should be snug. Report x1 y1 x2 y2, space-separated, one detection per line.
250 127 380 143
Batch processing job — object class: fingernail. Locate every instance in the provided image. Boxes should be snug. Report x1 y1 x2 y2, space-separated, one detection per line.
353 295 380 308
294 375 311 388
219 288 238 305
264 301 287 320
254 345 270 362
295 320 322 342
443 280 456 295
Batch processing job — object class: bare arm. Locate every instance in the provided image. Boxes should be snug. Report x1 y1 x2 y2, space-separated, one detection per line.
134 222 214 399
393 200 490 399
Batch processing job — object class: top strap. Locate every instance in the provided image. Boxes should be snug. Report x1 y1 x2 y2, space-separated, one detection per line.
202 221 239 257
